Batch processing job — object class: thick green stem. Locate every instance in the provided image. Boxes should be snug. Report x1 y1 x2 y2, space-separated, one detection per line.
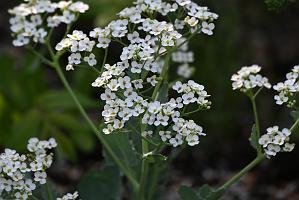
219 154 266 191
139 131 149 200
52 58 139 190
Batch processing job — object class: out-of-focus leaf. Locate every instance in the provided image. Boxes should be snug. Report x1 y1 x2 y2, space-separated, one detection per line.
53 129 77 161
6 109 42 151
291 111 299 121
78 166 121 200
37 90 98 110
47 112 96 152
249 124 258 150
179 186 200 200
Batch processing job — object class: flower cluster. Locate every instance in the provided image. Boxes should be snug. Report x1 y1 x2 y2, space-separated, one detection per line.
231 65 271 92
0 138 57 200
273 65 299 107
55 30 96 71
9 0 89 46
57 191 79 200
259 126 295 158
172 80 211 107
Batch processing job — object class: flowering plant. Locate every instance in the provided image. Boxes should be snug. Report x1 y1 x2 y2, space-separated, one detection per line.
2 0 298 199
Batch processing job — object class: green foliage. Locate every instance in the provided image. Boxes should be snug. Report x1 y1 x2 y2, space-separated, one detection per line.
179 185 226 200
78 166 122 200
101 123 141 178
0 53 98 161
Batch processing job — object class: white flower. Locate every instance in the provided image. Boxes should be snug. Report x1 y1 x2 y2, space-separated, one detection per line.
147 75 158 86
231 65 271 92
68 53 81 65
34 171 47 184
273 65 299 107
177 64 194 78
259 126 294 158
132 79 144 89
201 22 215 35
84 53 97 66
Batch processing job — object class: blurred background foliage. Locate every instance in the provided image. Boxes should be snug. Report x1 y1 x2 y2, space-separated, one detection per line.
0 0 299 199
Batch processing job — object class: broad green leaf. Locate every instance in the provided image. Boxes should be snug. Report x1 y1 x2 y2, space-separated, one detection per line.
249 124 257 150
103 131 140 169
99 123 140 178
78 166 121 200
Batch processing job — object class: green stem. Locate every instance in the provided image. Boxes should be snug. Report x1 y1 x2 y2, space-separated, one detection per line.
250 94 262 156
100 48 108 73
290 117 299 132
139 125 149 200
46 182 54 200
219 154 266 191
151 54 171 100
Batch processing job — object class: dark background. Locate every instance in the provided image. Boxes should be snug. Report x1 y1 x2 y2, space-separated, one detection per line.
0 0 299 199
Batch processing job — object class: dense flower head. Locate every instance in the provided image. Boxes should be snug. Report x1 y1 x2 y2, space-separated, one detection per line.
0 138 57 200
231 65 271 92
259 126 295 158
9 0 89 46
273 65 299 107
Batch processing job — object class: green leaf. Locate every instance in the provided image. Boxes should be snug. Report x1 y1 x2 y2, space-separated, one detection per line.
53 129 77 161
78 166 121 200
6 109 42 151
179 186 200 200
48 112 96 152
179 185 226 200
103 131 140 169
249 124 257 150
291 111 299 122
37 90 98 110
99 123 140 178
